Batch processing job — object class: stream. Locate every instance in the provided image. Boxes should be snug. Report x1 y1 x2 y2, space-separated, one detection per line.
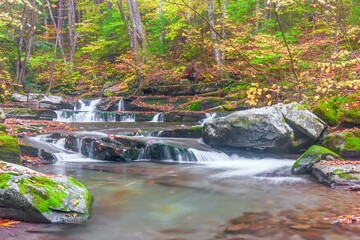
9 99 360 240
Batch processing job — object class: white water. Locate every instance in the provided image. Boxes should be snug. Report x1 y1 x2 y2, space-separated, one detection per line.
120 114 136 122
188 148 231 162
150 113 164 122
55 99 118 122
199 112 217 126
118 99 125 111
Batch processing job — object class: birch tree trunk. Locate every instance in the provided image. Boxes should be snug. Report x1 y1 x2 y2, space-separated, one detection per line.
117 0 142 87
207 0 222 67
220 0 227 65
59 0 63 41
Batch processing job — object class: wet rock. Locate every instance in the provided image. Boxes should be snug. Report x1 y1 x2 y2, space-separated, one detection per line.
158 126 203 138
323 129 360 158
0 161 92 223
277 103 327 140
224 224 246 234
3 108 57 120
289 225 312 230
164 111 207 122
292 145 342 175
143 143 196 162
19 143 55 163
203 106 295 152
0 131 21 164
312 161 360 187
175 97 226 111
10 93 74 110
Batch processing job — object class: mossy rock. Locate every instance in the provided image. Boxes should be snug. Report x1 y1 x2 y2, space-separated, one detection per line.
312 162 360 187
323 129 360 158
337 92 360 124
292 145 342 175
0 161 92 223
158 126 203 138
0 132 21 164
312 98 338 126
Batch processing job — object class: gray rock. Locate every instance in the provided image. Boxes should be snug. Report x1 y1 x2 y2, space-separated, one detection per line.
0 161 91 223
277 103 327 140
11 93 28 102
203 106 294 151
0 108 5 122
292 145 342 175
312 162 360 187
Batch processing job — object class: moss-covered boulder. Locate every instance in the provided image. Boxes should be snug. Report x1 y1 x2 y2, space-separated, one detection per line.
312 98 338 126
337 92 360 125
323 129 360 158
0 132 21 164
312 160 360 187
158 126 203 138
0 161 91 223
291 145 342 175
277 103 327 140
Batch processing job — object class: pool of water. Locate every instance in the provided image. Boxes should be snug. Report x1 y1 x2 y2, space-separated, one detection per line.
5 121 360 240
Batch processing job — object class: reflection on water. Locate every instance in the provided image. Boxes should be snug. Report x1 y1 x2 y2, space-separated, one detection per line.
16 157 360 240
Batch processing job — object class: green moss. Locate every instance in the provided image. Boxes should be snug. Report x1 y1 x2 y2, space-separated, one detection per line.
312 99 338 126
0 132 21 163
0 125 7 133
334 172 359 180
18 176 67 213
68 177 86 189
188 126 203 131
337 92 360 124
0 173 11 189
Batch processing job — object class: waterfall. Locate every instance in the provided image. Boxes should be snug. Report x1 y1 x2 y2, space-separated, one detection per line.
118 99 125 111
120 114 136 122
151 113 164 122
54 99 117 122
199 112 217 126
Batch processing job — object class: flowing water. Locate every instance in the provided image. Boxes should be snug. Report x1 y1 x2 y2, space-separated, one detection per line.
12 105 360 240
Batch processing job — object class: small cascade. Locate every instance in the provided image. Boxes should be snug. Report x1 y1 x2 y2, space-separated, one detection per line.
139 141 231 163
120 114 136 122
151 113 164 122
55 99 118 122
118 99 125 111
199 112 217 126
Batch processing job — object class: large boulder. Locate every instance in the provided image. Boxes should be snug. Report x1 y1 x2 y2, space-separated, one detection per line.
291 145 342 175
158 126 203 138
203 106 294 151
0 161 91 223
11 93 28 102
323 129 360 158
277 103 327 140
0 132 21 164
312 160 360 187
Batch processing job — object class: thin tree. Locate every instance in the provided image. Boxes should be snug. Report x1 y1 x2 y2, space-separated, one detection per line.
68 0 77 70
117 0 142 87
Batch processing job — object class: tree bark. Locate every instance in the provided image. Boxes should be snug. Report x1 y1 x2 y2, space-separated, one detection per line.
18 0 36 85
207 0 222 68
117 0 142 87
68 0 77 70
46 0 68 71
16 5 28 83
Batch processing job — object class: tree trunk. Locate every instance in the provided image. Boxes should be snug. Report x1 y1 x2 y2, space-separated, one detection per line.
59 0 64 41
18 0 36 85
48 38 58 92
207 0 222 68
68 0 77 70
117 0 142 87
220 0 227 64
255 0 260 31
46 0 68 71
16 5 28 84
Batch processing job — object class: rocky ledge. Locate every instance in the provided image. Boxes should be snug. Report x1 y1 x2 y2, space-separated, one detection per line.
0 161 92 223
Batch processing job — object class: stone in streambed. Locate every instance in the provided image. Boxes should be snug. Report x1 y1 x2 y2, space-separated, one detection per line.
292 145 342 175
157 126 203 138
0 131 21 164
203 106 294 151
312 98 339 126
312 160 360 187
0 161 91 223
